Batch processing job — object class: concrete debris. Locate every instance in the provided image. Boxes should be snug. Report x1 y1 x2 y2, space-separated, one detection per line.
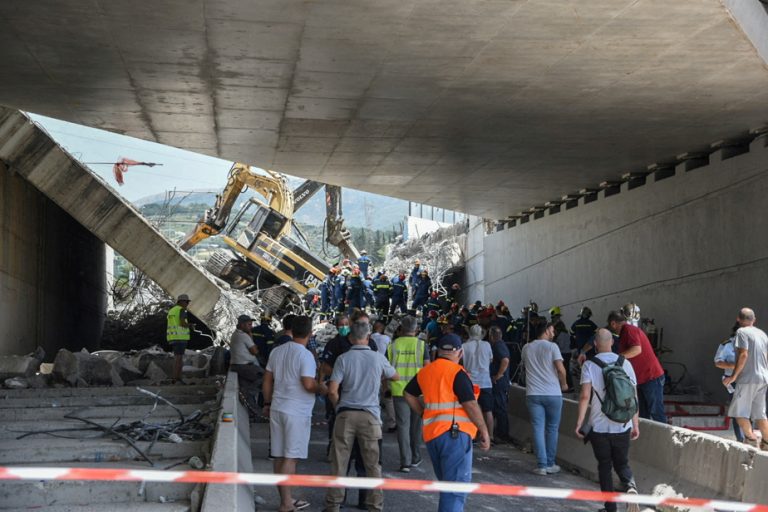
52 348 79 386
651 484 708 512
0 346 45 380
3 377 29 389
76 351 115 386
144 361 168 383
380 220 468 296
26 373 51 388
113 356 144 383
137 351 175 376
313 322 338 348
203 288 264 343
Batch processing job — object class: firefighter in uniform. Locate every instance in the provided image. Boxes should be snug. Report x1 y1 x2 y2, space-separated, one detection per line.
389 271 409 316
404 334 490 512
373 273 393 319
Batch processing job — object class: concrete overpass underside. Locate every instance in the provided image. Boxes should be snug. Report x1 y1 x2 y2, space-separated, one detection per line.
1 0 768 218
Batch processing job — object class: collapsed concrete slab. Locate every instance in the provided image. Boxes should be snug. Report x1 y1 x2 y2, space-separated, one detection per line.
0 107 222 324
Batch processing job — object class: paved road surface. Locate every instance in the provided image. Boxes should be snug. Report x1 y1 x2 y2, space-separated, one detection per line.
250 414 603 511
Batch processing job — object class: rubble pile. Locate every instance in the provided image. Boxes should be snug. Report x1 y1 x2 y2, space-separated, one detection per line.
1 346 219 390
379 220 468 295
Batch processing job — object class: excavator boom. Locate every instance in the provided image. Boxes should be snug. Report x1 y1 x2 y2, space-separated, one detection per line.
180 163 294 251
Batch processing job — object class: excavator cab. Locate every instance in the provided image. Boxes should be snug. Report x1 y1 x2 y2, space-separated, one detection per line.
226 198 289 249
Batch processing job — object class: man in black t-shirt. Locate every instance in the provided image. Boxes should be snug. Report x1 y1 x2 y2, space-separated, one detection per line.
489 326 511 442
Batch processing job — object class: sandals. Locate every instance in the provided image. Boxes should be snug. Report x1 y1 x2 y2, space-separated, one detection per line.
279 499 310 512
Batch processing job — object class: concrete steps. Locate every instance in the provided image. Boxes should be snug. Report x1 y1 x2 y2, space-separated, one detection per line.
0 384 219 399
0 403 217 422
14 503 191 512
0 380 220 510
0 480 197 509
0 438 209 465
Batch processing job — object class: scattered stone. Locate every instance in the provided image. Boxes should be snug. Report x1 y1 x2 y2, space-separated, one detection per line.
52 349 79 386
144 361 168 383
112 356 143 383
109 365 124 387
137 352 174 376
182 366 207 379
183 351 209 369
38 363 54 374
4 377 29 389
27 373 51 389
76 377 89 388
78 353 114 385
209 347 229 376
0 346 45 380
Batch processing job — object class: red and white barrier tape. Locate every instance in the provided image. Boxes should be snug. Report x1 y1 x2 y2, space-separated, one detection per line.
0 466 764 511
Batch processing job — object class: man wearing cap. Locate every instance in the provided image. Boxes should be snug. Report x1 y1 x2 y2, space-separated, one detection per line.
230 314 264 416
404 334 490 512
167 294 193 382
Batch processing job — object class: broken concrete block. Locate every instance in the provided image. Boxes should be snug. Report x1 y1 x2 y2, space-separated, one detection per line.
137 352 174 375
0 347 44 379
112 356 143 383
144 361 168 383
109 365 124 387
183 351 209 369
27 373 51 389
182 366 207 379
4 377 29 389
52 349 79 386
209 347 229 376
77 353 113 385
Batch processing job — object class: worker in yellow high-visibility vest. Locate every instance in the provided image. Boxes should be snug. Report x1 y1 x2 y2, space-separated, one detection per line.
167 294 193 382
387 315 430 473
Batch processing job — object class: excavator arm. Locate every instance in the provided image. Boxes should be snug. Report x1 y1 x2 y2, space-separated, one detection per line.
324 185 361 261
180 163 294 251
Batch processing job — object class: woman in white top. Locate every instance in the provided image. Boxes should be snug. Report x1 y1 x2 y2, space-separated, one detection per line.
521 322 568 475
462 325 495 442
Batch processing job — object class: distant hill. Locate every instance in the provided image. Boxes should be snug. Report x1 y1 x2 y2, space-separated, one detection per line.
135 186 408 230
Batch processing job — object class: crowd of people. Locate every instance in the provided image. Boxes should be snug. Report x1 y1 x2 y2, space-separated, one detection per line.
166 252 768 512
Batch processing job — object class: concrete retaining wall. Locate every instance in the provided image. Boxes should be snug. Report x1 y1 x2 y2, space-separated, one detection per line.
508 385 768 503
0 160 106 356
201 372 255 512
470 134 768 399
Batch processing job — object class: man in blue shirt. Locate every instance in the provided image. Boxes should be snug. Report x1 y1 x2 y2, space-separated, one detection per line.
357 250 372 279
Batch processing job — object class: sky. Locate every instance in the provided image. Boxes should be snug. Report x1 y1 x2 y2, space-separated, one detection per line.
27 114 453 230
30 113 240 203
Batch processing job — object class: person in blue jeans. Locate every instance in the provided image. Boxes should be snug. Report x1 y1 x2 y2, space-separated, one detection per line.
404 334 490 512
521 322 568 475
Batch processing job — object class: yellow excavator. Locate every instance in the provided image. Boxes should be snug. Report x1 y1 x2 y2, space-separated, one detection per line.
180 162 359 312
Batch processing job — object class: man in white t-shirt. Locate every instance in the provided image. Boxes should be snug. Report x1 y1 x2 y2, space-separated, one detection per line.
262 316 327 512
723 307 768 448
521 322 568 475
575 328 640 512
229 314 263 416
462 325 495 443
